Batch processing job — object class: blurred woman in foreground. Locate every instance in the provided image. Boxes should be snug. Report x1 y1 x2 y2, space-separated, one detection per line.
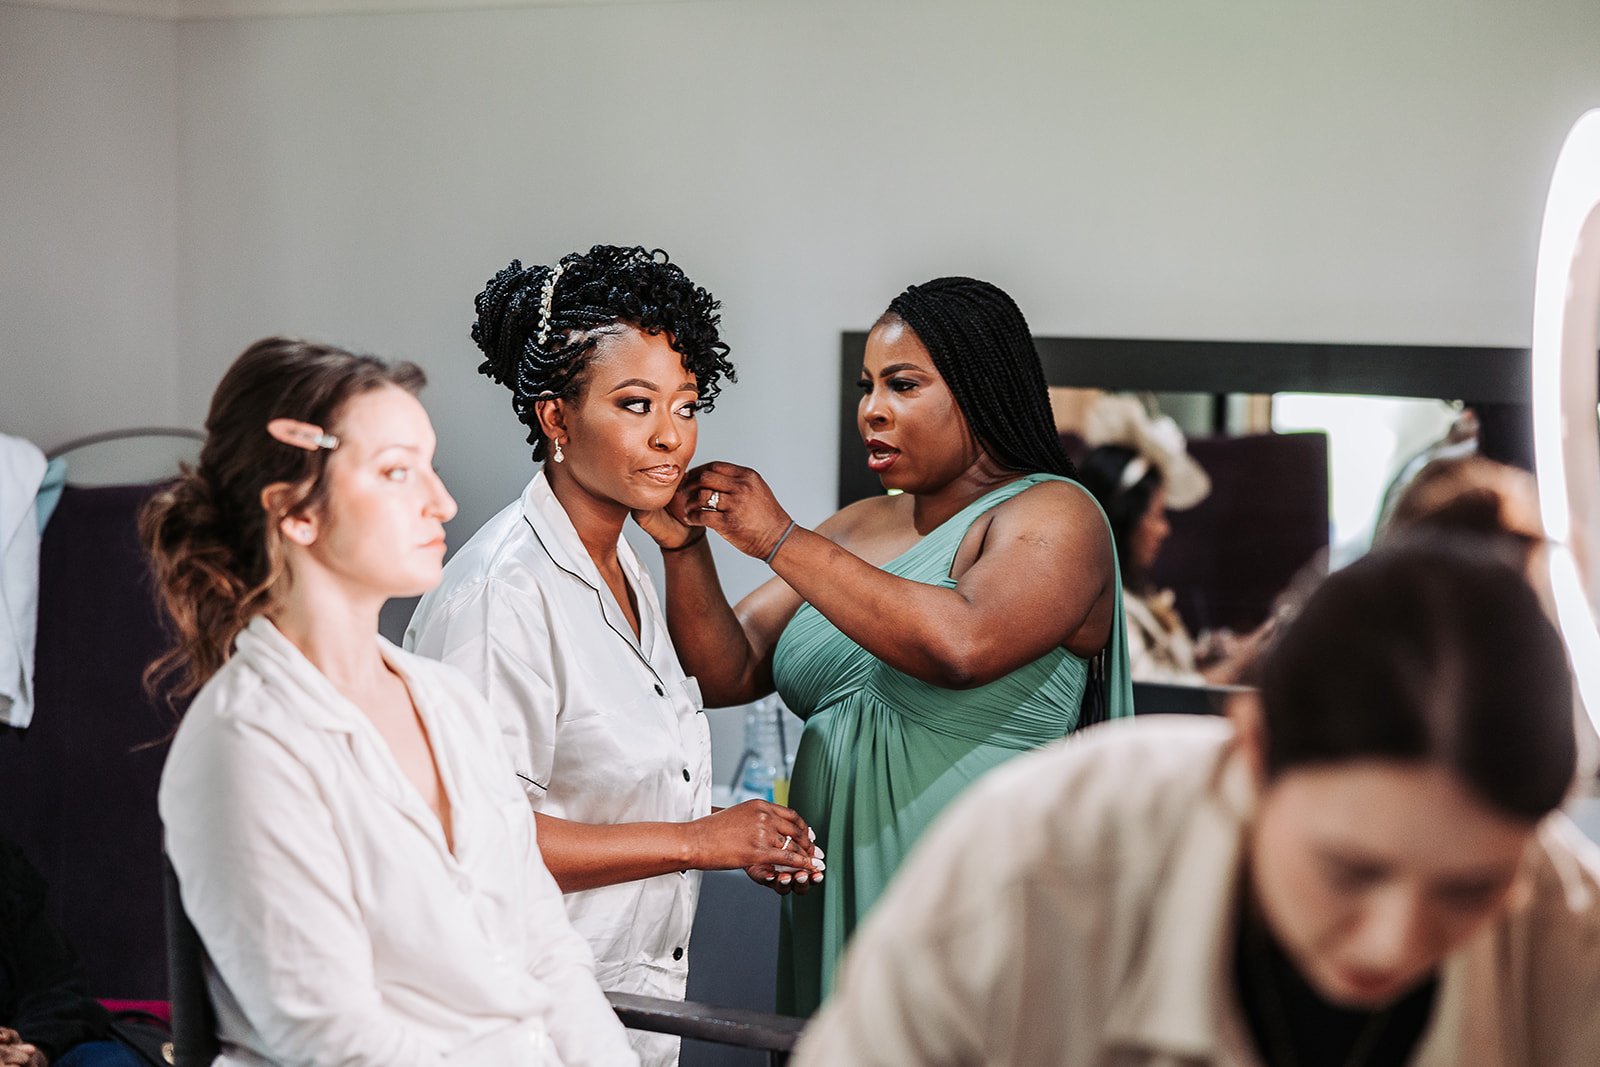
798 537 1600 1066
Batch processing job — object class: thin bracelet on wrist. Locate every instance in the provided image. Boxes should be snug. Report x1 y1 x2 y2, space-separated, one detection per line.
764 520 799 566
661 529 708 553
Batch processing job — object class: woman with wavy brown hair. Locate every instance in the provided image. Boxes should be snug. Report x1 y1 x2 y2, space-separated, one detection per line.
144 337 634 1066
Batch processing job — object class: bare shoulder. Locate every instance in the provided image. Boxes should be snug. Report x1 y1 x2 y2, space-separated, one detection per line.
814 492 909 546
985 478 1110 550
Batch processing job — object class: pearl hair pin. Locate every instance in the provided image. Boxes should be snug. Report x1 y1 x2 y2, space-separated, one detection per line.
535 260 567 348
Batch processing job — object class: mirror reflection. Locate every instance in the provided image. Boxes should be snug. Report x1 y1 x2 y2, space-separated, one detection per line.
1050 387 1543 687
839 332 1534 697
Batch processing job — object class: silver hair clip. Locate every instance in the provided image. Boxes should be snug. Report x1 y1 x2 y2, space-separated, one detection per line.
534 260 567 348
266 418 339 452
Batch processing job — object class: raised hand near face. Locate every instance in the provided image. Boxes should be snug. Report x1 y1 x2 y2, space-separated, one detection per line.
673 462 797 563
630 499 704 551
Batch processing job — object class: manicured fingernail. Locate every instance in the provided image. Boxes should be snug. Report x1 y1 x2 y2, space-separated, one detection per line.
811 846 825 860
813 859 826 872
796 872 810 884
808 828 816 842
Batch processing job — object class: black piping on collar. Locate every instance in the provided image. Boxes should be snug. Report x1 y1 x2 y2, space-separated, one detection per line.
521 514 667 691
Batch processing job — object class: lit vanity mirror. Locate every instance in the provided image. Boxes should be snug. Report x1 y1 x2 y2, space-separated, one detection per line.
1532 108 1600 736
839 332 1533 714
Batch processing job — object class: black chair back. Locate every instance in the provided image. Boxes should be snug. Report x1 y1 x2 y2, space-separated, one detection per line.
0 483 178 999
162 857 220 1066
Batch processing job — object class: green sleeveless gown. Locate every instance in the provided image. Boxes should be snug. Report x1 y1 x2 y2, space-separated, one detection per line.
773 474 1134 1015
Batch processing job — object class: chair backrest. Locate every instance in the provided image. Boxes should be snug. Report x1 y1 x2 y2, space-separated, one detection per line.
47 428 203 488
0 481 176 998
162 857 220 1067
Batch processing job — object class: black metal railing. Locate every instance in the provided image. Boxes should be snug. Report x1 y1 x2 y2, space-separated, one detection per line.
608 992 805 1065
166 859 807 1066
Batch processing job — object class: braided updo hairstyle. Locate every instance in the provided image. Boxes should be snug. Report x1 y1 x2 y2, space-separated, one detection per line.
471 245 734 461
884 277 1075 479
140 337 425 698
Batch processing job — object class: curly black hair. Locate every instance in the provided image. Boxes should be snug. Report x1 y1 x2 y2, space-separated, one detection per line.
471 245 735 461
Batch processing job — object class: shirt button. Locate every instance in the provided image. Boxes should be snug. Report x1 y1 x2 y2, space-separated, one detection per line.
654 683 666 697
672 946 684 961
681 768 691 782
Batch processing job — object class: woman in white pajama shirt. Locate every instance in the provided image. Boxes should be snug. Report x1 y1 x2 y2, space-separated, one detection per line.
406 247 821 1067
146 338 633 1066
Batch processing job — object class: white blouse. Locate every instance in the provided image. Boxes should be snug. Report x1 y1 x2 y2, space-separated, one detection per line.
159 617 637 1067
1124 587 1206 685
406 472 711 1063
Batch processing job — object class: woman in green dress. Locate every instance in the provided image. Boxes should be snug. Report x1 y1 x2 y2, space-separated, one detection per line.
634 276 1134 1013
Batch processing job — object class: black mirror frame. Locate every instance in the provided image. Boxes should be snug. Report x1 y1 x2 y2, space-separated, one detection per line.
838 333 1532 508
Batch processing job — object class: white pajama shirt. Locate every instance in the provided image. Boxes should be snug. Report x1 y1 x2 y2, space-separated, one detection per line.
407 471 712 1067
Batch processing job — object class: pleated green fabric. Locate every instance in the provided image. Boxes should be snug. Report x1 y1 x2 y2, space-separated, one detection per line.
774 473 1133 1015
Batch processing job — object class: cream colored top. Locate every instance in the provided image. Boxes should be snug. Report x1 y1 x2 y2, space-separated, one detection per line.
796 716 1600 1067
1124 588 1205 685
159 618 636 1067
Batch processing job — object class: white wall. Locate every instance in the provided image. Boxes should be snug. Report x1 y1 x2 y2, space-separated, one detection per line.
166 0 1600 602
9 0 1600 586
0 4 178 451
7 0 1600 782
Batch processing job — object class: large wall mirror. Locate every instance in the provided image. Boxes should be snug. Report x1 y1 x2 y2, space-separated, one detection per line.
838 334 1533 710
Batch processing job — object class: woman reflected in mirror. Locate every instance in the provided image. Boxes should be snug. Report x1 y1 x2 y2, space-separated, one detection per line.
1076 397 1268 686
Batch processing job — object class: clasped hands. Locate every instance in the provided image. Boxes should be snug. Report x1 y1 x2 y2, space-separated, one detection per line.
0 1029 46 1067
692 799 825 896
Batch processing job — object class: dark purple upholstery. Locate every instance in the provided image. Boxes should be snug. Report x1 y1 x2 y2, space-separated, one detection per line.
0 483 176 1000
1150 432 1330 634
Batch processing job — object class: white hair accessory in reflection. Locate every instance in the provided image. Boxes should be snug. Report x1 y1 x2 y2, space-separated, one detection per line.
1118 455 1152 492
1082 394 1211 509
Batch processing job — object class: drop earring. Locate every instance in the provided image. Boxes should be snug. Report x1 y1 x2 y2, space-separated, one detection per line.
553 439 565 464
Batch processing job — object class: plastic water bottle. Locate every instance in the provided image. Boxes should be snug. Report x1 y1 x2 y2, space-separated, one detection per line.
737 697 786 803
